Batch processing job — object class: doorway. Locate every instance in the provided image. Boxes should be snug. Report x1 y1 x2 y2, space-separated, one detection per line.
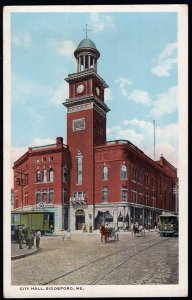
75 209 85 230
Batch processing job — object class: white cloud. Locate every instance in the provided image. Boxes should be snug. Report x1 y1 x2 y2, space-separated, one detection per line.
115 75 178 117
12 32 32 49
12 73 52 103
49 39 76 57
115 77 132 97
30 138 56 147
90 13 115 32
128 90 152 106
150 86 178 118
107 118 178 167
122 119 154 134
151 42 177 77
159 42 178 61
107 123 144 149
51 82 69 106
151 57 177 77
145 143 178 168
11 146 28 167
105 88 113 102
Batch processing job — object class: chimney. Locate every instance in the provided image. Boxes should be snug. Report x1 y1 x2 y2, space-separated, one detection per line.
56 137 63 147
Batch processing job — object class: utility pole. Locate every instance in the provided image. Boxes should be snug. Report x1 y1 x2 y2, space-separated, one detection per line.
14 169 27 210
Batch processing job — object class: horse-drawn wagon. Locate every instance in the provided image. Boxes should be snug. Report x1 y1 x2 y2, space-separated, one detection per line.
99 225 119 243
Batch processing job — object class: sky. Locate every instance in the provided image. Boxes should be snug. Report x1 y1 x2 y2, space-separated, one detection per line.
10 8 179 175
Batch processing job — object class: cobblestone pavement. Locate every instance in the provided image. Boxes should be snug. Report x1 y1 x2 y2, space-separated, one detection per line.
11 231 178 285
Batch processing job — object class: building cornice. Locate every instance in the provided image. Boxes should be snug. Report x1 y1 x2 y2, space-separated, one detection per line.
65 69 108 88
63 95 110 113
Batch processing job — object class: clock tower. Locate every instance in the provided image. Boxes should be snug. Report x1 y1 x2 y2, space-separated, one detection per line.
63 37 110 230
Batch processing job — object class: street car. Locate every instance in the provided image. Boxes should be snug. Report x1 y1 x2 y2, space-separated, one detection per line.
158 213 178 237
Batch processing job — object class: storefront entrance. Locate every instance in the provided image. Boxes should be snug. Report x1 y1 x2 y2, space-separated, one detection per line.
75 209 85 230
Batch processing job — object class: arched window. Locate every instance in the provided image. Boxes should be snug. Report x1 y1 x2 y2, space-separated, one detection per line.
36 170 41 183
103 165 108 181
42 169 47 183
121 164 127 179
48 168 54 182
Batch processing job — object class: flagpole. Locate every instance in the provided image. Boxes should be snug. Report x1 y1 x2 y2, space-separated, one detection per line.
153 120 156 160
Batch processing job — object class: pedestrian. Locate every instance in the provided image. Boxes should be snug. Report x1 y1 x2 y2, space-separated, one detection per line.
66 229 71 241
131 223 136 238
26 226 33 249
139 224 143 236
36 229 41 249
18 227 24 249
89 224 92 233
82 223 85 233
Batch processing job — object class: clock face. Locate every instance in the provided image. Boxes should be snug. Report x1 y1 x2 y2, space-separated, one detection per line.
96 87 100 96
76 84 84 94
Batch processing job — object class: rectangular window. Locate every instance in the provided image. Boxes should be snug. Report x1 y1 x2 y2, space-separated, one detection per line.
131 191 137 203
42 189 47 203
102 187 108 202
63 166 68 183
63 189 67 204
36 189 41 204
48 188 54 203
121 186 127 202
73 118 85 131
36 159 39 164
77 156 83 184
50 157 53 162
73 191 85 199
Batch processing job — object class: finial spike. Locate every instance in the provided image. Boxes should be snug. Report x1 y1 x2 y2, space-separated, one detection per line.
83 24 91 38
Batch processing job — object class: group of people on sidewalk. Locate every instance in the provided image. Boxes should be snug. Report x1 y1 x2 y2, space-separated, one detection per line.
82 223 92 233
17 226 41 250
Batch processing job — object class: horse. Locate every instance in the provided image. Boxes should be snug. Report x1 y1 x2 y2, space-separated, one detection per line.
99 225 110 243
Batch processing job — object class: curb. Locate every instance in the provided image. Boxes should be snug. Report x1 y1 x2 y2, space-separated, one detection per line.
11 249 39 260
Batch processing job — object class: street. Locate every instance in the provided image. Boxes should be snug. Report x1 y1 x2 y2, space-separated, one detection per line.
11 231 178 285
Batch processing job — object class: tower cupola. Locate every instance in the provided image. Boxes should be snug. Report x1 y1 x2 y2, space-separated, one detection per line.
74 38 100 73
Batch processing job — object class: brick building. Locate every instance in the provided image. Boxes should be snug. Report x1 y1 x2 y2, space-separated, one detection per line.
13 37 177 231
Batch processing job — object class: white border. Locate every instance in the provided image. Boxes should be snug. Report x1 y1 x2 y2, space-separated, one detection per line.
3 4 188 298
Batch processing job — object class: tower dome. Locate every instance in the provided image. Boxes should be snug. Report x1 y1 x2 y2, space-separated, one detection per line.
74 38 100 73
76 38 97 51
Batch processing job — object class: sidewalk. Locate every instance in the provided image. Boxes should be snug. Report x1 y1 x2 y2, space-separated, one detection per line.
11 242 39 260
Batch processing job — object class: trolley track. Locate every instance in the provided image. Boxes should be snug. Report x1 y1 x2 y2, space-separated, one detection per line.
42 236 173 285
